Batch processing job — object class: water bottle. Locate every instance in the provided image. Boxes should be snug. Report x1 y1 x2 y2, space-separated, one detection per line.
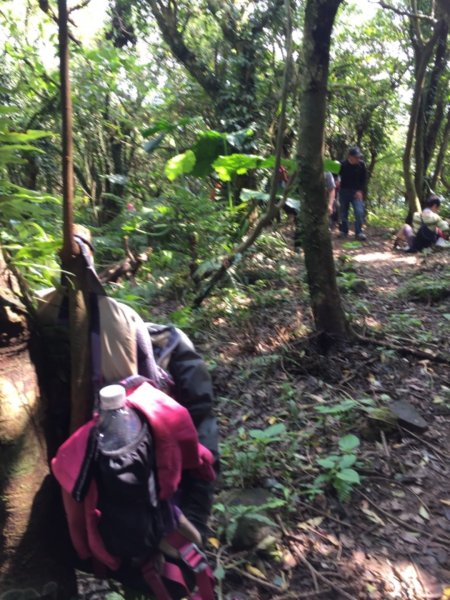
98 384 143 451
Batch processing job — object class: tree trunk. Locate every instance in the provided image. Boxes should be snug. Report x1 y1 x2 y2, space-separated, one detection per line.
297 0 348 343
0 248 76 598
403 10 446 212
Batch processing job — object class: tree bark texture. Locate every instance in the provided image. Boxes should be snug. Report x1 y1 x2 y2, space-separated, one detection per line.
0 249 75 598
297 0 348 341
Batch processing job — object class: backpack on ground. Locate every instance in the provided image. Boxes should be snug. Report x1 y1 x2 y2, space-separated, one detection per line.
411 218 437 252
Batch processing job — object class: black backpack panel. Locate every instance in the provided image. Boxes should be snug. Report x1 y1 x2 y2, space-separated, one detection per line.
95 422 164 560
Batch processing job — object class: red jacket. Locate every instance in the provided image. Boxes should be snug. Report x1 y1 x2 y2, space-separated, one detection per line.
51 381 215 570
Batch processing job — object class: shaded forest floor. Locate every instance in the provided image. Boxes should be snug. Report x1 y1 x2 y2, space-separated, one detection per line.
187 223 450 600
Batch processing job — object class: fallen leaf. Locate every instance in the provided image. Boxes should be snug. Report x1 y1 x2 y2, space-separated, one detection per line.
433 395 445 404
208 537 221 549
419 505 430 520
245 564 267 580
281 549 297 570
400 531 421 544
256 535 277 551
297 516 324 530
360 502 385 526
272 574 286 589
214 565 226 580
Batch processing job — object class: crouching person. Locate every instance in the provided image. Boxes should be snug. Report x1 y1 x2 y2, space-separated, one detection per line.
393 195 449 252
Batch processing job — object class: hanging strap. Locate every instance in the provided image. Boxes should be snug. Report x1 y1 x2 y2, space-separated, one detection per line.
73 235 106 296
141 532 215 600
72 234 106 405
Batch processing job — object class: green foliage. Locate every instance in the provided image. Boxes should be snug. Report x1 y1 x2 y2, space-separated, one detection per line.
328 6 405 165
386 311 423 334
165 150 196 180
323 158 341 174
0 106 60 289
311 434 361 501
315 398 359 415
337 271 368 294
397 270 450 303
213 498 283 546
163 128 254 181
314 396 377 428
366 201 406 230
220 423 292 488
163 127 340 183
250 283 291 308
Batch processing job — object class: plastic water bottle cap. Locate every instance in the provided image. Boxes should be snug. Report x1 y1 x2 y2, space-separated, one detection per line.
99 384 126 410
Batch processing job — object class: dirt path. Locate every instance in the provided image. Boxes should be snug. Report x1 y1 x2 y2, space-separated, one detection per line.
206 225 450 600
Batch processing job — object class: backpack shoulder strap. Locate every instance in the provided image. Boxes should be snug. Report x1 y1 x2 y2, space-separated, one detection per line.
141 531 215 600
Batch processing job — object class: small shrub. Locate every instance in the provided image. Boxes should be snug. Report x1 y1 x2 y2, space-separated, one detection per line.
309 434 362 501
397 271 450 303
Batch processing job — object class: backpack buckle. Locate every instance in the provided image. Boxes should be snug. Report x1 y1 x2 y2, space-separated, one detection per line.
179 542 207 573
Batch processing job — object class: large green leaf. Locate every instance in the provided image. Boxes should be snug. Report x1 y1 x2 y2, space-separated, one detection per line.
165 150 196 180
240 189 271 202
336 468 360 484
213 154 266 181
1 131 51 143
338 434 360 452
324 158 341 174
190 131 228 177
248 423 286 440
224 128 254 150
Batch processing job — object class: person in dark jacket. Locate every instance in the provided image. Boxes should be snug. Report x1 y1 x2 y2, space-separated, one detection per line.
338 147 368 240
147 325 219 539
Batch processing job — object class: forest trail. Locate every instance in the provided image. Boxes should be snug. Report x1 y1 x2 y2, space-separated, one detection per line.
202 223 450 600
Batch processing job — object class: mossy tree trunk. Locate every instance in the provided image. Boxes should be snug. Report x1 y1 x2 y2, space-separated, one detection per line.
0 248 76 598
296 0 348 343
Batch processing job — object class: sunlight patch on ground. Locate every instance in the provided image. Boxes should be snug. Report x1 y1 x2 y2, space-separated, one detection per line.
364 316 382 329
351 552 440 598
352 251 417 265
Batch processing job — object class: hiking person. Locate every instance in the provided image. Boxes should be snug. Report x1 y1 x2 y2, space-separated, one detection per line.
39 226 218 598
393 195 450 252
338 147 367 240
47 226 218 531
325 171 337 229
329 173 340 230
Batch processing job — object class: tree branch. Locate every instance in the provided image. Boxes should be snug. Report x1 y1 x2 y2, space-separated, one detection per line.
145 0 222 100
69 0 91 14
378 1 436 23
205 0 241 46
250 0 286 36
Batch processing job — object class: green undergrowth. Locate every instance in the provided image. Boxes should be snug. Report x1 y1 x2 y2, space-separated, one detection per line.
397 267 450 303
216 368 389 523
366 203 405 231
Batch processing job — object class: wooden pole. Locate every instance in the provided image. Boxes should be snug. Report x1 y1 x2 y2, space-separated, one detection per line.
57 0 77 261
57 0 92 432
